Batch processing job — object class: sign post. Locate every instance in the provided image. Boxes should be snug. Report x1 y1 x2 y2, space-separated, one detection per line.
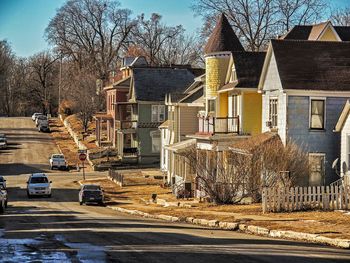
78 150 87 181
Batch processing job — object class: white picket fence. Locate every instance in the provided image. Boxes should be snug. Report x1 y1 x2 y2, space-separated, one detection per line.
262 185 350 213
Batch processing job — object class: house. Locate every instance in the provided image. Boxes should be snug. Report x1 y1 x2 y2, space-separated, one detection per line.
258 39 350 186
280 21 350 42
94 56 147 147
115 66 197 164
160 73 205 187
334 100 350 186
163 14 266 196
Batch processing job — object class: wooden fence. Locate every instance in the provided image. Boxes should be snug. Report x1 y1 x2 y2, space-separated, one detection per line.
262 185 350 213
108 169 124 187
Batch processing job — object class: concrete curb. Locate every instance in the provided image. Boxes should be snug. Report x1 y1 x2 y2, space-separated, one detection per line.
105 204 350 249
78 180 350 249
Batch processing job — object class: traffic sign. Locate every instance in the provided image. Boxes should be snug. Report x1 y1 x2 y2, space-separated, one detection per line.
79 153 87 161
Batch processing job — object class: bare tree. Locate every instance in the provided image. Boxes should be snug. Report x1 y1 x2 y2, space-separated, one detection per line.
46 0 135 82
179 138 308 204
192 0 329 51
277 0 328 32
28 51 59 114
71 69 99 132
331 7 350 26
131 13 184 65
0 40 15 116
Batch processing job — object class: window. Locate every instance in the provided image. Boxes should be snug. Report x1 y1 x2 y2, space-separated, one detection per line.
151 105 165 122
269 98 278 128
150 130 161 153
208 99 215 113
310 99 325 130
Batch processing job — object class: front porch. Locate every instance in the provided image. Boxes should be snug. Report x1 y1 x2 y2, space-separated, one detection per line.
94 113 114 147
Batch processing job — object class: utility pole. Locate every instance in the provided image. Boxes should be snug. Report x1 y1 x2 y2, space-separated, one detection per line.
58 55 62 112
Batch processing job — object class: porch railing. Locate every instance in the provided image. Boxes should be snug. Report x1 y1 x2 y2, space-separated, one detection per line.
123 147 138 157
116 120 137 130
198 116 239 135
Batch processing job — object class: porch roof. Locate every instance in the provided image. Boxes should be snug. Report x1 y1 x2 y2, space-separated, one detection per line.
164 139 196 153
93 113 113 120
159 120 171 129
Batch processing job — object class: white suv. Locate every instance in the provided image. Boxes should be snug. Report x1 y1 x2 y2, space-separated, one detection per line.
27 173 52 198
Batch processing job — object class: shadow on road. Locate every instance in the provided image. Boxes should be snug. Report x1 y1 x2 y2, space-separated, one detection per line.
0 163 50 175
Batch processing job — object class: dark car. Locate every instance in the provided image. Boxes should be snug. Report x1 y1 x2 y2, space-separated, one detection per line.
79 185 104 206
38 123 50 132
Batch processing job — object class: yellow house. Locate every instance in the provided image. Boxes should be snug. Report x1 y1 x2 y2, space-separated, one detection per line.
189 14 266 150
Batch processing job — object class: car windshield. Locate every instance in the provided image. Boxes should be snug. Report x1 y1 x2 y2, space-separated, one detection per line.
0 138 5 142
53 155 64 159
84 185 101 191
38 116 47 120
30 177 48 184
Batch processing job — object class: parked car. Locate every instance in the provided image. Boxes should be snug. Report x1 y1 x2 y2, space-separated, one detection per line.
79 185 104 206
31 113 43 121
49 154 68 170
0 176 6 189
35 115 48 127
0 188 6 213
0 185 8 208
0 137 7 149
26 173 52 198
38 122 50 133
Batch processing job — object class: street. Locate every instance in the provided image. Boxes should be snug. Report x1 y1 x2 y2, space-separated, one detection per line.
1 117 350 262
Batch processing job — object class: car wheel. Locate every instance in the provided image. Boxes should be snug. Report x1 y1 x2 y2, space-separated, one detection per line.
50 166 54 170
48 194 52 198
5 200 8 208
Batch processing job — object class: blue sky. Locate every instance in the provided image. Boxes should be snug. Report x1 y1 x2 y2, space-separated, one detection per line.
0 0 348 58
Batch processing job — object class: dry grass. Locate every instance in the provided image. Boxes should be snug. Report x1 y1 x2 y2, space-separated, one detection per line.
49 118 92 171
83 175 350 239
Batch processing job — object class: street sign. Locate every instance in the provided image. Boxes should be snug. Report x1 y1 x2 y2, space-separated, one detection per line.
79 153 87 161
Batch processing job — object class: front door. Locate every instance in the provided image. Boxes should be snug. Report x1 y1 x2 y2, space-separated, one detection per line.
309 153 325 186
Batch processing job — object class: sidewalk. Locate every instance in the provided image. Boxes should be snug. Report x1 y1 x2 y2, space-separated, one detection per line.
81 173 350 248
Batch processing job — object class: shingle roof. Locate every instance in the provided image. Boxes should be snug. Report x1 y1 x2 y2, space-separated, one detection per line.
230 132 282 154
233 52 266 88
282 22 350 41
132 68 195 101
204 13 244 54
271 39 350 91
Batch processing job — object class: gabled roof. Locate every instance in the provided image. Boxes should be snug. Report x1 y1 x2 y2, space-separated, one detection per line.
233 52 266 88
204 13 244 54
132 68 195 101
335 100 350 132
264 40 350 91
281 21 345 41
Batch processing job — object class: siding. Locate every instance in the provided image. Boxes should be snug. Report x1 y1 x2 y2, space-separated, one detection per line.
287 96 346 184
341 114 350 176
242 92 262 135
179 106 200 139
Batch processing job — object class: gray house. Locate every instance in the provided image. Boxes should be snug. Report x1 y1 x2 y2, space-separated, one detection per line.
115 67 197 164
259 39 350 186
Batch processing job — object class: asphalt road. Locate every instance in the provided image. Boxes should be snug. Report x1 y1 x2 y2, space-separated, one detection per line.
0 117 59 175
1 117 350 262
